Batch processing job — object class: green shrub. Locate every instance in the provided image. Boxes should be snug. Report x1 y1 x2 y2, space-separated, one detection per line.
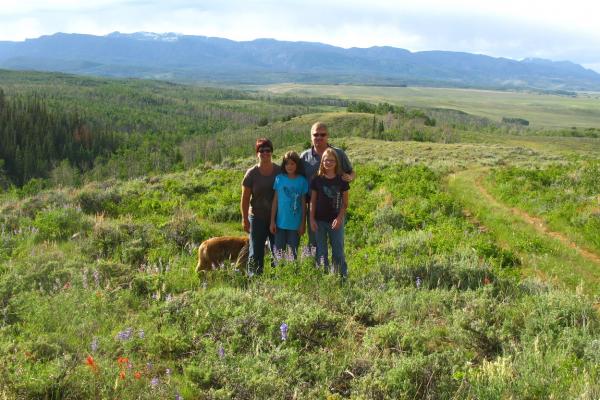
33 207 91 242
76 187 122 216
163 209 216 248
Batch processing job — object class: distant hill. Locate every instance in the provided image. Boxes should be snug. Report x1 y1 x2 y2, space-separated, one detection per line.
1 32 600 90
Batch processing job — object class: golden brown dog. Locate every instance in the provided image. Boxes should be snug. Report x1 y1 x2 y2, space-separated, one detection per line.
196 236 249 273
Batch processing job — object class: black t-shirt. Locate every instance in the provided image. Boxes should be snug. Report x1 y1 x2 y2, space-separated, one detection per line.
310 175 349 223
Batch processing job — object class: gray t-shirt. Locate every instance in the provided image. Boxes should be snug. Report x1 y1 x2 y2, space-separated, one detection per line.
242 164 282 220
300 145 353 186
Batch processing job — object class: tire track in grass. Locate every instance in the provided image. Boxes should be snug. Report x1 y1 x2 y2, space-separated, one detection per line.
448 168 600 294
474 174 600 266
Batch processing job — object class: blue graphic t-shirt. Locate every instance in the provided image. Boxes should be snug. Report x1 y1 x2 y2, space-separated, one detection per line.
273 174 309 230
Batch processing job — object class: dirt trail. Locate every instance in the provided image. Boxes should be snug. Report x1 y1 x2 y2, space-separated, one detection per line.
473 173 600 266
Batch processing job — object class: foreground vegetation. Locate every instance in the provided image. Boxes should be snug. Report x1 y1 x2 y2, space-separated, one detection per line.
1 71 600 398
2 158 599 399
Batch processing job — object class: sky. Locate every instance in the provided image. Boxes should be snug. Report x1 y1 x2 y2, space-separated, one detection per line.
1 0 600 72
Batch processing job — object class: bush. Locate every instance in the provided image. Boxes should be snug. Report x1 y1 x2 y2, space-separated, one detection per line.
33 207 91 242
76 187 122 216
163 209 216 248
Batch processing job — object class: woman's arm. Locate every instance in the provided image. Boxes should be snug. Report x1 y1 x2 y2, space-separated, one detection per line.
241 185 251 232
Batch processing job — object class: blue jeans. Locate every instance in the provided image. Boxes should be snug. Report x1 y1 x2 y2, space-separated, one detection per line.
273 228 300 261
315 220 347 278
247 215 274 275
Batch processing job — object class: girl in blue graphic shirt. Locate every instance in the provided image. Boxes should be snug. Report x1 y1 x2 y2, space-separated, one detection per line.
270 151 309 260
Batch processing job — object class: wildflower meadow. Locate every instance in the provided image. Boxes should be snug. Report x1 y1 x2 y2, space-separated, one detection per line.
1 72 599 398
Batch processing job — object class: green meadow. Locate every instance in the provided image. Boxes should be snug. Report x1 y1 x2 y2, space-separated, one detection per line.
1 72 599 399
260 83 600 128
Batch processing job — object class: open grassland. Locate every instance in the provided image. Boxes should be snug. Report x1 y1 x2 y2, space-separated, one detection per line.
2 133 600 398
259 83 600 128
2 72 600 398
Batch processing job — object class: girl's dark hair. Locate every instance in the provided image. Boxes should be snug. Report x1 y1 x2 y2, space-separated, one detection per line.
280 151 304 175
255 138 273 153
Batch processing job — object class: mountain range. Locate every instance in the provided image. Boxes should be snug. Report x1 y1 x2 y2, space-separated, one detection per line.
1 32 599 90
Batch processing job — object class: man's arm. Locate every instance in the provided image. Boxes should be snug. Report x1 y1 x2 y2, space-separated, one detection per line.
341 170 356 183
337 148 355 182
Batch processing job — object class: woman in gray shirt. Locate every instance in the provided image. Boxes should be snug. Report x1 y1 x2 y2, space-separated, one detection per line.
240 138 281 275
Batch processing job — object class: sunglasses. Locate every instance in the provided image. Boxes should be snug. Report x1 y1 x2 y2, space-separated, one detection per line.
258 148 272 153
312 133 327 138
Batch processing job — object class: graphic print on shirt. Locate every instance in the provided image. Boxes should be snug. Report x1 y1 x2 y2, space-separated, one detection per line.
322 185 342 212
283 186 302 216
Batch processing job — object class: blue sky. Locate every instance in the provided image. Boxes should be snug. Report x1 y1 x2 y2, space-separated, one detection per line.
1 0 600 72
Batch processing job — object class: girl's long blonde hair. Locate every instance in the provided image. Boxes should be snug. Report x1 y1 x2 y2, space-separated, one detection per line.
317 148 342 176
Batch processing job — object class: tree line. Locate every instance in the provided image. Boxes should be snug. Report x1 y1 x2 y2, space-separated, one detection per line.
0 88 120 186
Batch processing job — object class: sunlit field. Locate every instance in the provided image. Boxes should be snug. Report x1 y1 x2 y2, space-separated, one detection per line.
258 83 600 128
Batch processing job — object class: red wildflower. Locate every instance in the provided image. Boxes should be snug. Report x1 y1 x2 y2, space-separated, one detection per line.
117 356 129 365
119 370 126 380
86 355 98 373
134 371 142 379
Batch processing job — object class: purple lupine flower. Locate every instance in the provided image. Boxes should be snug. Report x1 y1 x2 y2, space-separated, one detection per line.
273 246 283 262
146 362 153 370
301 246 311 259
285 247 294 262
117 327 134 341
165 293 173 303
91 337 98 353
280 322 288 341
150 377 159 388
93 269 100 288
218 345 225 359
416 276 422 289
82 269 89 290
138 329 145 339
